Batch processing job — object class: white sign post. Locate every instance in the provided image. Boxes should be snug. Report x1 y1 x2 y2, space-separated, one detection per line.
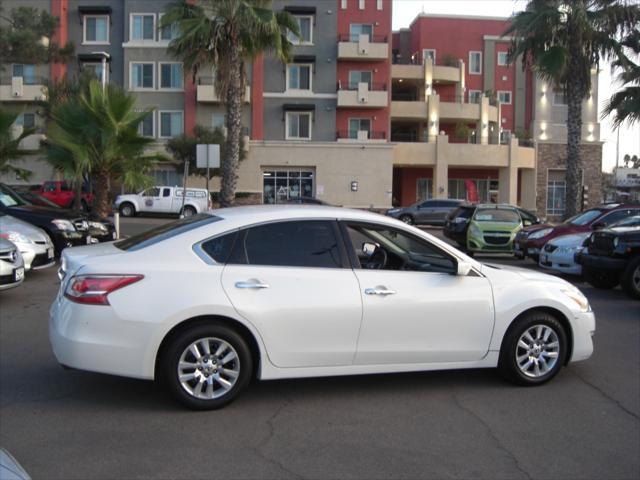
196 144 221 196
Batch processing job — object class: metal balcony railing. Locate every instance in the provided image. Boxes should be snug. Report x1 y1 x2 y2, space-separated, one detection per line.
337 82 387 91
338 34 388 43
336 131 386 140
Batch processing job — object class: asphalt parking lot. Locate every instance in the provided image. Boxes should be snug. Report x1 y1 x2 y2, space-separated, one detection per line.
1 216 638 479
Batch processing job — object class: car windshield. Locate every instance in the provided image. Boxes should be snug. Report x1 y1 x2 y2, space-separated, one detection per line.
23 192 61 208
0 185 27 207
611 215 640 228
450 207 474 220
474 208 520 223
566 209 603 226
115 213 222 251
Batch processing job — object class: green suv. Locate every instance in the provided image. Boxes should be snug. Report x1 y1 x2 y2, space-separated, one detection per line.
467 205 524 254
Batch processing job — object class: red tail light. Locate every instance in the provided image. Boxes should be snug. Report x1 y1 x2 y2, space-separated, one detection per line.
65 275 144 305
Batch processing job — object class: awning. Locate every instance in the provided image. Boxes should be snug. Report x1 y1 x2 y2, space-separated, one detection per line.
282 103 316 112
78 53 112 63
283 6 316 15
78 6 112 15
293 55 316 64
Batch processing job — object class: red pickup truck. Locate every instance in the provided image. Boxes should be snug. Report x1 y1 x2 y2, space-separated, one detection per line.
32 181 94 211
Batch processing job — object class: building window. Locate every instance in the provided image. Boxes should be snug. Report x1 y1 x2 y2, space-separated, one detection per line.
497 51 509 66
159 111 183 138
500 129 511 144
263 169 314 204
377 0 383 10
212 113 226 130
160 63 183 89
497 90 512 104
288 16 313 45
416 179 433 201
341 0 347 9
287 64 312 91
359 0 365 9
18 113 36 129
449 179 498 203
286 112 312 140
83 15 109 44
12 64 36 85
159 14 180 41
348 71 372 89
348 118 371 139
422 49 436 65
468 90 482 104
553 89 567 105
547 170 566 216
469 51 482 75
130 63 154 89
82 63 108 82
137 111 154 137
131 14 155 41
349 23 373 42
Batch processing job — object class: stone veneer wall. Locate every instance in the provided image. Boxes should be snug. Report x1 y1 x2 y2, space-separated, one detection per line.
536 143 603 219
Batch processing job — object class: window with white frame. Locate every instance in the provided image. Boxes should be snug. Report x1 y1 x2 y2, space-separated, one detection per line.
341 0 347 9
377 0 383 10
348 71 372 89
500 129 511 144
348 118 371 139
497 90 512 104
17 113 36 129
159 111 183 138
82 63 108 82
130 63 154 89
137 110 154 137
468 90 482 104
288 16 313 45
469 51 482 74
212 113 226 130
422 49 436 64
131 14 155 41
547 170 566 216
497 51 509 66
417 178 433 201
159 14 180 41
553 88 567 105
349 23 373 42
359 0 365 9
160 63 183 89
286 112 312 140
287 64 312 90
83 15 109 44
12 64 36 85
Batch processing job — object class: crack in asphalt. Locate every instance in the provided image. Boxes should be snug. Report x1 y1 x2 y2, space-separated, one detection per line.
450 391 533 480
567 367 640 421
252 391 305 480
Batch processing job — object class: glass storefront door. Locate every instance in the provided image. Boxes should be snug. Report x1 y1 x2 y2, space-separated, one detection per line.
263 169 315 204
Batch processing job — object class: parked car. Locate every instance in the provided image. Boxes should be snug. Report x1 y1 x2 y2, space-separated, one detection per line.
0 183 88 255
514 204 640 262
466 204 528 254
0 239 24 291
51 206 595 410
575 215 640 299
284 197 330 205
0 213 55 271
31 180 94 211
386 199 465 225
444 203 540 247
538 232 590 276
115 186 211 217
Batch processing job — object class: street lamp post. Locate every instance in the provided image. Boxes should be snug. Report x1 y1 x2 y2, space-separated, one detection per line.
91 51 110 92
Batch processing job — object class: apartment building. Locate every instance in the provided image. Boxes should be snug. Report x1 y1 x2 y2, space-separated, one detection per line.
0 1 603 218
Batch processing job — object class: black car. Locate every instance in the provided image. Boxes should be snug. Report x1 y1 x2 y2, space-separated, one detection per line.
14 189 116 243
0 183 88 255
576 215 640 299
444 203 540 247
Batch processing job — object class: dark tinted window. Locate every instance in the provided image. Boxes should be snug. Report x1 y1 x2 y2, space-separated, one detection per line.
60 183 72 192
162 188 171 197
518 209 538 224
600 209 639 227
236 221 343 268
201 231 238 263
449 206 474 220
419 200 435 208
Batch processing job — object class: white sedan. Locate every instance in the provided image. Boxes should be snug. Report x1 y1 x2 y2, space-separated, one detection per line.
539 232 590 276
50 206 595 409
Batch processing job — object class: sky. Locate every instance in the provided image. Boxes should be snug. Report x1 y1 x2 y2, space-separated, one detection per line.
392 0 640 172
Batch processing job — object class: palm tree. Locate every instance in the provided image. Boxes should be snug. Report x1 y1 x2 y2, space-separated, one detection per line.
506 0 639 218
0 109 36 181
602 30 640 128
46 81 161 217
161 0 298 207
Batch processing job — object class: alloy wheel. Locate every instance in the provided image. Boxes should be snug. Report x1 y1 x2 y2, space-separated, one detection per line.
515 324 560 378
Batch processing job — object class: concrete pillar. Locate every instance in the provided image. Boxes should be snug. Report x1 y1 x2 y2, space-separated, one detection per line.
520 169 537 211
424 57 433 96
455 59 465 101
433 134 449 199
427 94 440 142
498 138 519 204
478 95 490 145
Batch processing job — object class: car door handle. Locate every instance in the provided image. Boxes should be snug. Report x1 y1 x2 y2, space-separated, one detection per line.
235 281 270 289
365 287 397 296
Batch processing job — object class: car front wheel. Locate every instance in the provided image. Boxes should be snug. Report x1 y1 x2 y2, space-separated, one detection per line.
499 311 567 386
621 257 640 300
161 324 253 410
399 214 413 225
119 202 135 217
583 267 620 289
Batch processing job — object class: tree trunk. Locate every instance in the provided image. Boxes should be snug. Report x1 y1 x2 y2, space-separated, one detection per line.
73 179 83 211
220 42 243 208
93 170 111 219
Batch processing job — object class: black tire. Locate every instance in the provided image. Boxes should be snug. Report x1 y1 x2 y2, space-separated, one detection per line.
119 202 135 217
160 323 253 410
182 205 197 217
529 254 539 263
583 267 620 289
621 256 640 300
499 311 567 386
399 214 413 225
81 199 89 212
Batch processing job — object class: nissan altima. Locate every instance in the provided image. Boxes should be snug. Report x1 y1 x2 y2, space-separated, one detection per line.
50 206 595 409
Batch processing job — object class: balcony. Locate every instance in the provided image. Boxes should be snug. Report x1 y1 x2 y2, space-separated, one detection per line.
391 95 499 123
10 125 45 151
336 130 386 143
337 34 389 61
337 83 388 108
391 64 461 84
0 76 47 102
390 101 427 120
196 77 250 103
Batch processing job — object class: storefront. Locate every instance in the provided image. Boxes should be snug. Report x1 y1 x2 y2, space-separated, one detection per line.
262 169 315 204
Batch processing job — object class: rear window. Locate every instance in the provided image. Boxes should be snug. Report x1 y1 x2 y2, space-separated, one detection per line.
449 206 474 220
475 208 520 223
115 214 221 251
566 209 603 226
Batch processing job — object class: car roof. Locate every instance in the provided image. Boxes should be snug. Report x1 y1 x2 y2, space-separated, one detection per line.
212 205 391 224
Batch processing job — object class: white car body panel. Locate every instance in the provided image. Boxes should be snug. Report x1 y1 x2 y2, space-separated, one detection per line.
49 206 595 382
539 233 590 276
0 214 55 270
114 186 209 216
0 239 25 291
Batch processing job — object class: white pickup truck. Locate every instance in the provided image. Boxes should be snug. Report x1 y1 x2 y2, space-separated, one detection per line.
115 186 211 217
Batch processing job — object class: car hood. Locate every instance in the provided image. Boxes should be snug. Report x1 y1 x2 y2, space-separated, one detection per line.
547 232 590 247
481 262 570 286
0 215 52 243
7 204 86 220
474 221 520 232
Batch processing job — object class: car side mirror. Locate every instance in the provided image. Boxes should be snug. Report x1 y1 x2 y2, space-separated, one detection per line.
592 221 605 230
456 260 473 276
362 242 377 257
523 219 533 227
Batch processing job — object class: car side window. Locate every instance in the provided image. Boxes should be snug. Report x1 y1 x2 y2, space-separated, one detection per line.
143 188 160 197
201 231 239 264
344 223 456 274
162 188 171 197
419 201 433 208
600 209 637 227
44 182 56 192
230 220 344 269
61 183 72 192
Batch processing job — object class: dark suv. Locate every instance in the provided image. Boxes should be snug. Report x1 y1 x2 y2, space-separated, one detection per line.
576 215 640 299
386 199 464 225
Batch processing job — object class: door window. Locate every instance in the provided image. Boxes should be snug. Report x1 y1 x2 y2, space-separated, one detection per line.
349 24 373 41
263 169 314 204
600 209 640 227
231 221 343 268
348 71 372 89
162 188 171 197
143 188 160 197
348 118 371 139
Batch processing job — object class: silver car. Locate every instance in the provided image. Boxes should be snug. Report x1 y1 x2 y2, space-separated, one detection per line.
0 212 55 271
0 238 25 291
387 199 465 225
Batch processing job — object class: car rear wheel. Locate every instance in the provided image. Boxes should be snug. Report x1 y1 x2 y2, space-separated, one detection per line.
182 205 197 217
399 214 413 225
499 311 567 386
621 257 640 300
161 324 253 410
119 202 135 217
583 267 620 289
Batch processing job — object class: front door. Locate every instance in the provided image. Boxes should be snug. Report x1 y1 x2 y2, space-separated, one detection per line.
138 187 161 213
342 222 495 364
221 220 362 368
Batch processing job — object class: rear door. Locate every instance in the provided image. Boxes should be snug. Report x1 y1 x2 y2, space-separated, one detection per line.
152 187 173 212
415 200 435 224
